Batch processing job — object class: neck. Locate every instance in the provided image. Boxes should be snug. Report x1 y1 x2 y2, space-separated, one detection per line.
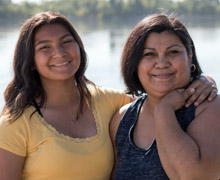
41 78 80 108
142 95 162 115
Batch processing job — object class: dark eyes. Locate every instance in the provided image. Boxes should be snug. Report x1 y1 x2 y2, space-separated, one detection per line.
37 39 74 51
169 50 180 54
143 50 180 57
63 39 73 44
143 52 154 57
39 45 50 50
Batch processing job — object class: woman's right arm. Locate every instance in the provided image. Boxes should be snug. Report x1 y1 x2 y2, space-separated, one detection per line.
0 148 25 179
155 90 220 179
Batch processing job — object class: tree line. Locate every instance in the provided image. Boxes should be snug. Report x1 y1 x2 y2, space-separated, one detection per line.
1 0 220 22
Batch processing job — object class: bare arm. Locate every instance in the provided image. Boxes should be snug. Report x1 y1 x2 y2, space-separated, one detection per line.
154 89 220 180
0 148 25 180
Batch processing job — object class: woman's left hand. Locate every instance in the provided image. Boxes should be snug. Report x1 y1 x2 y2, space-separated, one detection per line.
185 75 218 107
158 88 195 111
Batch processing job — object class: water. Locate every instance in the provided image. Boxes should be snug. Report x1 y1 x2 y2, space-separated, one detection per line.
1 20 220 111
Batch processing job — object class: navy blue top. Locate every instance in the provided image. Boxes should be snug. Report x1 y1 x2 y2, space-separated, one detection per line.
114 95 196 180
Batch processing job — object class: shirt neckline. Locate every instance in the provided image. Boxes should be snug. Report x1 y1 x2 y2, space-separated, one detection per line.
31 96 102 143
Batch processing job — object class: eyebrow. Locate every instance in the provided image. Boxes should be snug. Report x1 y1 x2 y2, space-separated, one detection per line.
144 44 183 50
167 44 183 49
34 33 73 47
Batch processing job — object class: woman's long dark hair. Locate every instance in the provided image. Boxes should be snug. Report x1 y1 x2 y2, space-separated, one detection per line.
1 11 94 123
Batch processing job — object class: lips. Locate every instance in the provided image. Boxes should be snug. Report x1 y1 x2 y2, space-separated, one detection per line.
51 61 71 67
153 73 174 79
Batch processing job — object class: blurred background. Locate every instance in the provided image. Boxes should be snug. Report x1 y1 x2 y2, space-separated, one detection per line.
1 0 220 110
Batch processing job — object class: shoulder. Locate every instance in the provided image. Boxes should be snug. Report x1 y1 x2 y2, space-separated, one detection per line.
110 103 132 141
89 85 127 97
0 106 36 125
110 95 145 143
114 103 132 122
0 106 38 139
111 95 145 120
195 95 220 117
188 95 220 130
0 106 37 156
193 95 220 131
89 85 131 106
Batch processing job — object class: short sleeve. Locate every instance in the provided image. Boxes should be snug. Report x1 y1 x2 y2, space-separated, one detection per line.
104 88 130 110
0 114 30 156
91 86 130 119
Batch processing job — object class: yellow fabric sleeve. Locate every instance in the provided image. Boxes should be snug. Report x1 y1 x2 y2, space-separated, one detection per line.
0 113 30 156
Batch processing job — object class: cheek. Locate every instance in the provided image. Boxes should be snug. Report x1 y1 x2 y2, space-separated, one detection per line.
137 60 151 85
70 45 81 61
71 43 81 54
177 62 191 84
34 53 48 72
138 58 150 72
34 55 42 68
137 62 145 80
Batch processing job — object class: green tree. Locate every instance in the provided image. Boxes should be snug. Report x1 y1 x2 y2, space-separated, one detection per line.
1 0 220 22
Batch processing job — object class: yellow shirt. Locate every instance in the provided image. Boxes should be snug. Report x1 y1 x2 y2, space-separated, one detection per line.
0 86 130 180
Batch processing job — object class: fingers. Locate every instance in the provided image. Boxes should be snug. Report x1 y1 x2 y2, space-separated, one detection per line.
207 84 218 102
185 77 218 107
182 88 195 107
185 83 218 107
186 86 209 107
188 77 208 90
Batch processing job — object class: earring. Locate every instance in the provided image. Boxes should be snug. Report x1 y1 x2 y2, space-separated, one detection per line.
191 64 196 72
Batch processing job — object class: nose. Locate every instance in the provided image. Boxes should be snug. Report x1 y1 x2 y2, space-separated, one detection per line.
53 45 66 58
155 55 170 69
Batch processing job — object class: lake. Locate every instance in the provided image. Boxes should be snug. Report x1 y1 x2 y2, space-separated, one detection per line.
0 17 220 111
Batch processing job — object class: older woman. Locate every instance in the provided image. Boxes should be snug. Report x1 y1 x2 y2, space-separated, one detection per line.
110 14 220 180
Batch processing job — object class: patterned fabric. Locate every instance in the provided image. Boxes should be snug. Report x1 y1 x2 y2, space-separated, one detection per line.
114 95 196 180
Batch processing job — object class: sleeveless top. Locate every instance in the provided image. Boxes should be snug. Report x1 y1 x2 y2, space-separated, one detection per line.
114 95 196 180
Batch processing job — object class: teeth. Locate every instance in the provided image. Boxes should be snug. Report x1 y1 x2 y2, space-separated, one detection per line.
53 62 69 67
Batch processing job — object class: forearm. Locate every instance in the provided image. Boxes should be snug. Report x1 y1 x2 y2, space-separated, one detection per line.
154 105 201 180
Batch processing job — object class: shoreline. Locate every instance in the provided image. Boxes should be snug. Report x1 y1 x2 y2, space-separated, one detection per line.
1 14 220 28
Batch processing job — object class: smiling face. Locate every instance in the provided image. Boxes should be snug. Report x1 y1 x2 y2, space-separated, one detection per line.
34 23 81 84
138 31 192 97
